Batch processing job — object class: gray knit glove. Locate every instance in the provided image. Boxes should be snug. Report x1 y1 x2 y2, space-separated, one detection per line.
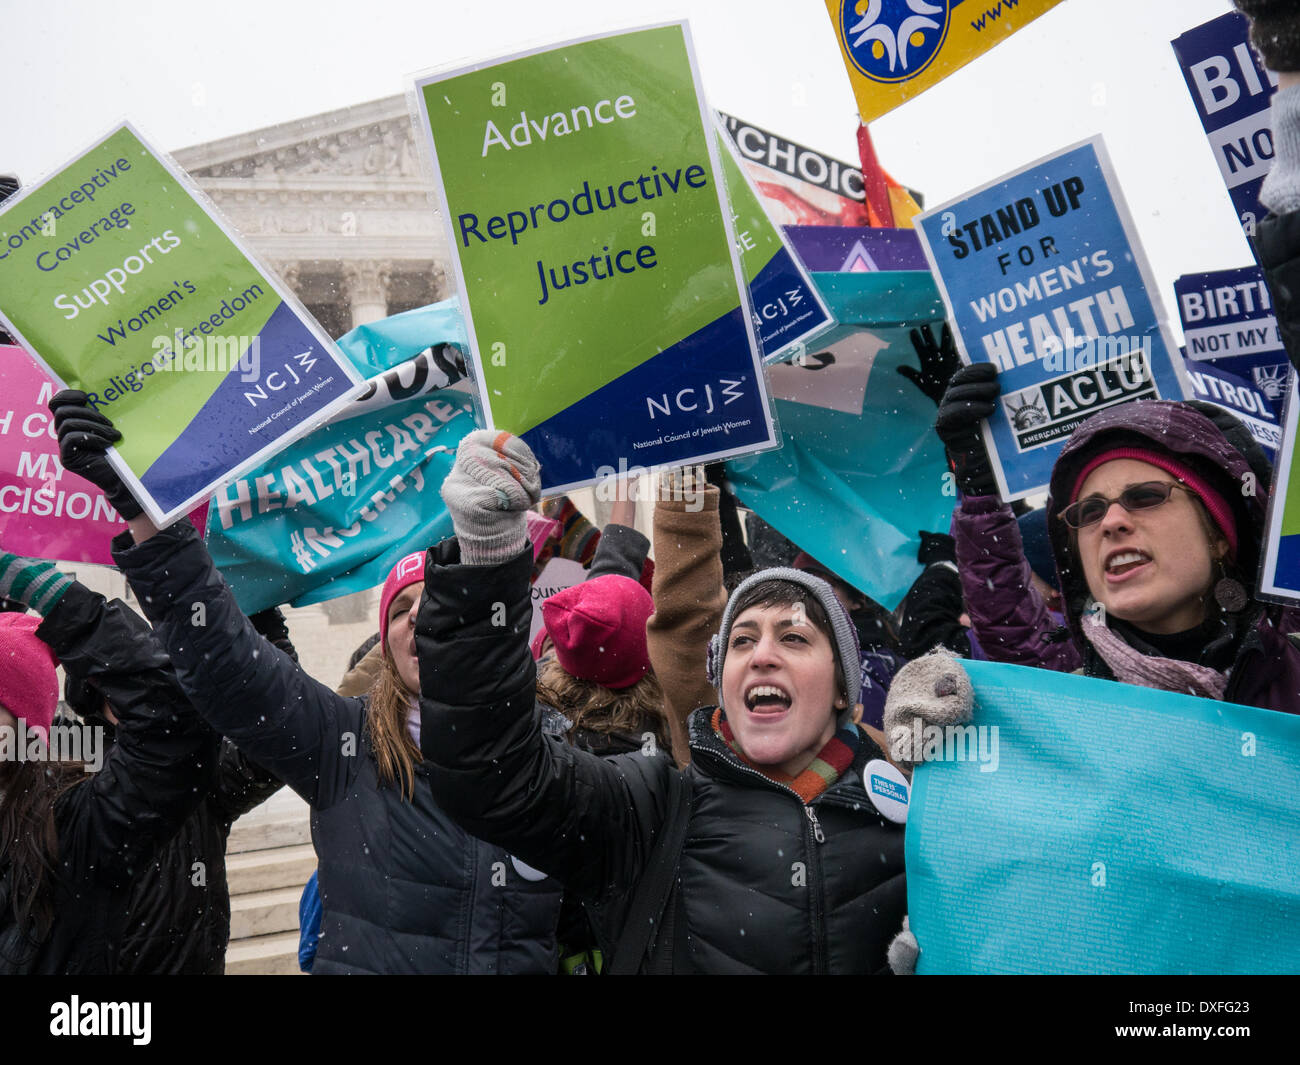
0 552 73 615
887 916 919 975
1262 83 1300 214
881 648 974 768
440 429 541 565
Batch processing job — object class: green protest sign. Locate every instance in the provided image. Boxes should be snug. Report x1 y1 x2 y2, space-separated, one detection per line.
714 121 834 364
413 23 778 490
0 123 363 525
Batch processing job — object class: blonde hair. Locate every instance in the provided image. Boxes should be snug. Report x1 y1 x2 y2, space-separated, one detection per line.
536 657 668 749
365 652 423 800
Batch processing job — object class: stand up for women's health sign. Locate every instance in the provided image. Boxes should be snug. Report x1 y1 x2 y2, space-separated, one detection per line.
0 124 364 527
915 137 1188 500
412 23 778 493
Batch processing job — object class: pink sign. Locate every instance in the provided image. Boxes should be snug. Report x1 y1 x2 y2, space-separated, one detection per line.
0 345 128 563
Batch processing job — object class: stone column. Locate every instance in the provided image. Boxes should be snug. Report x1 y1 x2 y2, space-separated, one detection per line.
344 259 392 328
274 260 302 295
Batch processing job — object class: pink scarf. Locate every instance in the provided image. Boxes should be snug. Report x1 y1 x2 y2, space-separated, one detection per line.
1081 617 1228 700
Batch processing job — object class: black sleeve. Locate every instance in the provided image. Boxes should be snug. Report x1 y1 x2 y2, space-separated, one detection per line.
1255 210 1300 374
36 582 220 887
586 523 650 582
208 739 285 826
416 538 678 902
896 563 972 659
112 521 364 811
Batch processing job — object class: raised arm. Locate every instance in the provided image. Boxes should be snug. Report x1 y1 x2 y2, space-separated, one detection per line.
0 555 218 886
50 391 363 809
645 471 725 764
418 431 677 902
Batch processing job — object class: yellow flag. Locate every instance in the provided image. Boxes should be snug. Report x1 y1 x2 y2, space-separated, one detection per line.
826 0 1064 123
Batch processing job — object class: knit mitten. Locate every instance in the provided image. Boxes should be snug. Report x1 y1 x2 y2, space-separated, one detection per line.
1262 83 1300 215
881 648 974 767
0 553 73 615
441 429 542 565
887 916 919 975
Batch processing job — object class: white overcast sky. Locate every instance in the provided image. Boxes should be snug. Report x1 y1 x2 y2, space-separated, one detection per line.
0 0 1245 334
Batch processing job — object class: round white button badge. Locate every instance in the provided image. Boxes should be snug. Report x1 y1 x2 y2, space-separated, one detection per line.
510 855 549 882
864 759 909 824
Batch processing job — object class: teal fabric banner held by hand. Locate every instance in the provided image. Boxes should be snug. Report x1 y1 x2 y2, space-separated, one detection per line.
206 300 478 614
725 270 952 611
906 659 1300 974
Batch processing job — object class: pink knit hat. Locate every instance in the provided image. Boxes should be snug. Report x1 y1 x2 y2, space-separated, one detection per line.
379 552 427 656
0 613 59 740
540 575 653 690
1070 447 1238 558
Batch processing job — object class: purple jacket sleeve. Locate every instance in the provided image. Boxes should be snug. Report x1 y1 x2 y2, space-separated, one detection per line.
952 495 1082 673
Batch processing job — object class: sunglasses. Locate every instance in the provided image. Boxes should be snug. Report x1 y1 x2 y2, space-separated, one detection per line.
1057 481 1196 530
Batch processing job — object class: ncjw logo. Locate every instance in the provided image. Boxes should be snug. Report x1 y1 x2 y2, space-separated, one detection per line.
646 378 744 419
242 349 320 407
839 0 951 83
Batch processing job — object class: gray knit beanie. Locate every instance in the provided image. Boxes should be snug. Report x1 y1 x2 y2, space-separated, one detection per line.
705 567 862 726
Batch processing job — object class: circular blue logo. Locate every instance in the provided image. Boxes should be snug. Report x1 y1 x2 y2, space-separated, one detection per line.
839 0 951 84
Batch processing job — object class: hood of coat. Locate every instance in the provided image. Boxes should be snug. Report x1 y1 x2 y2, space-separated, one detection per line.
1045 400 1268 649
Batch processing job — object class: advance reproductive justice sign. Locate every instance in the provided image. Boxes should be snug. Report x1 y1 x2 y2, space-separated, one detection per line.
915 137 1188 500
412 23 779 493
0 124 364 527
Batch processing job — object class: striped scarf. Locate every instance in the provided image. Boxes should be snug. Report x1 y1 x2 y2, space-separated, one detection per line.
713 708 859 803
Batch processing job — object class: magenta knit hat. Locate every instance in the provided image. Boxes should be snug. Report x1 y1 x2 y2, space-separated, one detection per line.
0 613 59 740
1070 447 1239 558
379 552 427 656
540 575 653 690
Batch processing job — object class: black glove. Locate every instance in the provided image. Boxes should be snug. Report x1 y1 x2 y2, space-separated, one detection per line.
917 531 957 567
935 363 1000 498
49 390 143 519
900 322 961 406
249 606 299 663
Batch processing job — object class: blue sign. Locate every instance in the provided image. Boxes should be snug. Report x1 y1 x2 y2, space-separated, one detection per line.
1183 355 1283 461
1172 11 1277 245
1174 266 1288 409
915 137 1187 499
907 659 1300 974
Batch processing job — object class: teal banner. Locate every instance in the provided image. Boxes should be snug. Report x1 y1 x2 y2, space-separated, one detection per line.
205 301 478 614
725 270 952 611
907 659 1300 974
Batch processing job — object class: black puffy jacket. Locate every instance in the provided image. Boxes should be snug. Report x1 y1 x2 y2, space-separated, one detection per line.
114 522 562 975
417 541 908 974
105 734 282 974
0 584 218 974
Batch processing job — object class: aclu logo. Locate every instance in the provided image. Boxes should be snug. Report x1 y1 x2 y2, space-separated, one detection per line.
840 0 950 83
1004 354 1157 452
646 378 744 419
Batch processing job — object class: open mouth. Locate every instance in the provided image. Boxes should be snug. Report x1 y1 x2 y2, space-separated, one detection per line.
1105 549 1151 578
745 684 792 714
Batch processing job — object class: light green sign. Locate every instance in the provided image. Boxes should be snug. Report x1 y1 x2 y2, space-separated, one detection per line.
714 121 834 362
413 23 777 491
0 124 361 524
